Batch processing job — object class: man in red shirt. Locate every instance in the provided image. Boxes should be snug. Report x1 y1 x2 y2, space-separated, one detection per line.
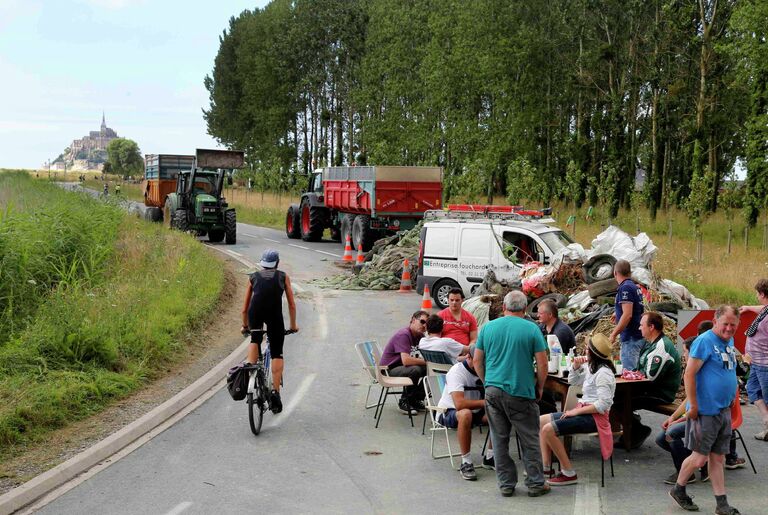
438 288 478 345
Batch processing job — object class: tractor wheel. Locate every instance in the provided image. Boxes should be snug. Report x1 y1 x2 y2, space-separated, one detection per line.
300 199 323 242
352 215 374 252
285 204 301 239
208 229 225 243
225 210 237 244
340 214 355 246
173 209 189 232
163 198 173 229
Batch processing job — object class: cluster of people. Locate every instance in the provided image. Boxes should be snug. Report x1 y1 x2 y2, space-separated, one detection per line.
376 261 767 514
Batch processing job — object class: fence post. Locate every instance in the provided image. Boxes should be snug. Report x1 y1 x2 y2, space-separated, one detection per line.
697 230 703 262
744 226 749 251
727 227 732 255
636 215 640 234
667 218 673 243
763 222 767 251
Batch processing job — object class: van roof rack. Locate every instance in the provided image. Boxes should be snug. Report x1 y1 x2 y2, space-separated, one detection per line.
424 204 556 224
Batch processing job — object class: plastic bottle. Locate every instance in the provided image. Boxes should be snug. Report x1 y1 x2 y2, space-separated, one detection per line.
566 349 574 370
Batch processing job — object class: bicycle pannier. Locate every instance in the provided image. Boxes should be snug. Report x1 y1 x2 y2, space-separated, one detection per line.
226 363 249 401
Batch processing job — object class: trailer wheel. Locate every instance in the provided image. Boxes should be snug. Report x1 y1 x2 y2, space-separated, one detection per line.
225 210 237 244
352 215 374 252
172 209 189 232
432 278 460 310
300 199 323 242
340 214 355 245
286 204 301 239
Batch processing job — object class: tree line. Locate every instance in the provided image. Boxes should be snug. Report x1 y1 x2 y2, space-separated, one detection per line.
204 0 768 225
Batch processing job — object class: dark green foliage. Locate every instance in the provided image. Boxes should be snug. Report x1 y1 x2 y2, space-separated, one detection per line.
205 0 764 221
106 138 143 177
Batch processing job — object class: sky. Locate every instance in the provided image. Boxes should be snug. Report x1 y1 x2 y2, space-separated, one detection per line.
0 0 269 169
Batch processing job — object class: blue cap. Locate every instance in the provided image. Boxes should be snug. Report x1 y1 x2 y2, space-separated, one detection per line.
259 249 279 268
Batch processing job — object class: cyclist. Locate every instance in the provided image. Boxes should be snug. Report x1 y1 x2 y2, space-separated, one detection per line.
103 183 108 196
241 249 298 414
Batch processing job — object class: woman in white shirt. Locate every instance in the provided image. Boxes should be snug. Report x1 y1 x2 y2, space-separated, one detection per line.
539 333 617 486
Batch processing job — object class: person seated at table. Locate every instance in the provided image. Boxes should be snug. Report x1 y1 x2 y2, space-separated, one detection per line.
419 314 469 363
537 298 576 355
436 344 492 481
539 333 616 486
620 311 682 448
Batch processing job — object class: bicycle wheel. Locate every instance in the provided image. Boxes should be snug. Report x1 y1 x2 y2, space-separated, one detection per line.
247 384 265 436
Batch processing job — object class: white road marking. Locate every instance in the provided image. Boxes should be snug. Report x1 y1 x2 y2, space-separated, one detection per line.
264 238 281 243
241 233 262 239
314 249 341 258
163 501 193 515
573 480 600 515
268 373 316 427
228 250 243 257
288 243 309 250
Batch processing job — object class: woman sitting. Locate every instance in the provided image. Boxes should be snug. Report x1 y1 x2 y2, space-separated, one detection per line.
539 333 616 486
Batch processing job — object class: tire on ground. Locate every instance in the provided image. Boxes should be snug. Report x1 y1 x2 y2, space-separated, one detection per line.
526 293 569 318
352 214 375 252
339 213 355 246
583 254 617 284
648 301 683 313
587 277 619 298
225 210 237 244
208 229 225 243
432 278 460 310
172 209 189 232
300 199 324 242
286 204 301 239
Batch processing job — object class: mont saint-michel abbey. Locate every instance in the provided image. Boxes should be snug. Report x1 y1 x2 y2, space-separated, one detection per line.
50 114 119 171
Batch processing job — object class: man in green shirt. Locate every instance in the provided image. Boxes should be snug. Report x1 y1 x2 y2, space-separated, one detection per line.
475 290 550 498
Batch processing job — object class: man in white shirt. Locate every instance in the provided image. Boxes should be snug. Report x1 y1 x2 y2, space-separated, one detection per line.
436 344 493 481
419 314 469 363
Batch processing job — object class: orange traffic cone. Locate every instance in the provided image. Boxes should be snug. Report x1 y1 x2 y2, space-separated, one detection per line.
356 244 365 264
342 234 354 262
421 283 433 310
399 258 412 292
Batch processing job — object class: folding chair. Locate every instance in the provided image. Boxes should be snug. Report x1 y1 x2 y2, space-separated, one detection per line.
370 345 415 428
730 392 757 474
424 375 462 468
420 349 454 376
557 385 620 487
354 341 383 410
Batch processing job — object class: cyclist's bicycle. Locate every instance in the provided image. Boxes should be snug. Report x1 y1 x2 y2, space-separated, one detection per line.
241 328 295 435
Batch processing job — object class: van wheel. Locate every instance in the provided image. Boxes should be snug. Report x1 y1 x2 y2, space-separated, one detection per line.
432 279 460 310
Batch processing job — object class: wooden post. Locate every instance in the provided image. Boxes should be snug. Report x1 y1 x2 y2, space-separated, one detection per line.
573 217 577 238
763 222 767 251
668 218 673 243
697 230 703 262
636 215 640 234
744 226 749 251
727 227 732 255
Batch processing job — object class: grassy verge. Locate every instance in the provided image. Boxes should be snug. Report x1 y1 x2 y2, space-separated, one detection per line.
0 171 223 453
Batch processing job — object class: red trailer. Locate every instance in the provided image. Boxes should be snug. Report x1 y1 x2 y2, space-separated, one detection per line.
286 166 443 251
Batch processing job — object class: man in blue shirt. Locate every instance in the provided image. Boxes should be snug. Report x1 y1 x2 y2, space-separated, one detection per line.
609 259 645 370
669 306 740 515
475 290 550 498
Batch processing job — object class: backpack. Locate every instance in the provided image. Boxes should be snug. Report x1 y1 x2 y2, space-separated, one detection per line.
226 363 250 401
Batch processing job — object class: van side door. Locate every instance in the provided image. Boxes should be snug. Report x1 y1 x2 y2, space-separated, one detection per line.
457 226 492 295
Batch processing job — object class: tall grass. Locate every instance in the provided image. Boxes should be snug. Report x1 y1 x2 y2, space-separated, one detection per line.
0 171 223 451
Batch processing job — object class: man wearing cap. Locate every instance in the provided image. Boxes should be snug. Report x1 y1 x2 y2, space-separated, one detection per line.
474 290 550 498
241 249 299 414
435 344 493 481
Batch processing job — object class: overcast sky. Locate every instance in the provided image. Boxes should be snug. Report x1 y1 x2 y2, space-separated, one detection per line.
0 0 269 169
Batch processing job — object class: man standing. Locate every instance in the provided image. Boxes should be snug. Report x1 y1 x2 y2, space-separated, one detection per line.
436 344 492 481
475 290 550 498
439 288 478 345
537 298 575 355
609 259 645 370
669 306 740 515
380 310 429 415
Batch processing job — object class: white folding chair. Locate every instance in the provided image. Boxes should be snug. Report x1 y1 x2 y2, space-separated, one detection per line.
370 346 415 428
354 341 382 410
424 375 463 468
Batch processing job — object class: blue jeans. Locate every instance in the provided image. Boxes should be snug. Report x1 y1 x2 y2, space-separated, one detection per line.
620 337 645 371
656 423 689 471
747 363 768 403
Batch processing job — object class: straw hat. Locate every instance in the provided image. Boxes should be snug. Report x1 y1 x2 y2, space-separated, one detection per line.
588 333 612 360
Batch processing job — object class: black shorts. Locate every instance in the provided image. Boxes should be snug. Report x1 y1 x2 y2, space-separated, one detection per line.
249 314 285 359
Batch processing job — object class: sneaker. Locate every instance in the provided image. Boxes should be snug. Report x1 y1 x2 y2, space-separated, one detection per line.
549 472 578 486
715 505 741 515
527 483 551 497
754 428 768 441
409 399 426 412
669 488 699 511
482 455 495 470
398 398 417 415
725 457 746 470
460 462 477 481
270 389 282 414
664 473 696 485
500 486 515 497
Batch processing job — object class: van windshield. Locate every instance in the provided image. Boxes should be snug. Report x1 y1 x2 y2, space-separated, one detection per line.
539 230 574 252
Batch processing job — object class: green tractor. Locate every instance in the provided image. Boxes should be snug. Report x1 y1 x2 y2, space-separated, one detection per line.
163 149 243 244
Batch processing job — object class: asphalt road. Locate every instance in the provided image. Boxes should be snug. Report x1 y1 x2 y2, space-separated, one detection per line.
35 223 768 515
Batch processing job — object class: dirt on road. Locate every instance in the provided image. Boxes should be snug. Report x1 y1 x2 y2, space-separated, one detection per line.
0 251 249 495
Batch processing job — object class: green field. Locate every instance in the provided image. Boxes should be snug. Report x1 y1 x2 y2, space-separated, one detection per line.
0 171 224 454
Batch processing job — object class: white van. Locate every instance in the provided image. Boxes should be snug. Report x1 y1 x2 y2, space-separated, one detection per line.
416 212 574 309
